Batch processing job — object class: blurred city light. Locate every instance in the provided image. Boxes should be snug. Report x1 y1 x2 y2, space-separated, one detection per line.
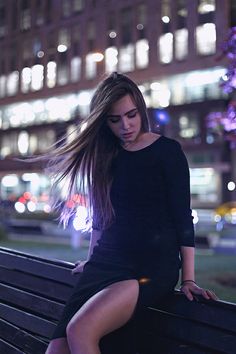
228 181 236 191
57 44 68 52
73 205 88 231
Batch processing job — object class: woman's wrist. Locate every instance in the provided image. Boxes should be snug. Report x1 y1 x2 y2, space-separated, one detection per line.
181 279 196 286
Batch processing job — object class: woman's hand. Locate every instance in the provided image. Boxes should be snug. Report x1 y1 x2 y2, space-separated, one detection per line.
180 280 218 301
72 260 88 274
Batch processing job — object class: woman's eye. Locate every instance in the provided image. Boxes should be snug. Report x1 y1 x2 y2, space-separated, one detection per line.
110 118 120 123
109 118 120 123
128 111 137 118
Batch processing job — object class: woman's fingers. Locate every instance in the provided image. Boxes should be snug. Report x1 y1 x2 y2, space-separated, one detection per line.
72 260 87 274
180 283 218 301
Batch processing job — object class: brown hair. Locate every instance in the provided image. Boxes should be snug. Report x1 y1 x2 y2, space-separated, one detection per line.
47 72 150 229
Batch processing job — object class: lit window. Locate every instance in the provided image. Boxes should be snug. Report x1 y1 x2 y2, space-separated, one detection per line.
21 9 31 31
62 0 71 17
159 33 173 64
150 82 171 108
175 28 188 60
38 130 55 151
21 67 31 93
29 134 38 154
47 61 57 88
73 0 84 12
7 71 19 96
196 23 216 55
0 75 6 98
198 0 215 14
18 131 29 155
161 0 171 32
71 57 81 82
179 114 200 139
85 53 97 79
105 47 118 73
119 44 134 72
31 64 44 91
58 28 70 52
190 168 219 204
170 77 185 105
45 98 70 121
58 53 68 86
136 39 149 69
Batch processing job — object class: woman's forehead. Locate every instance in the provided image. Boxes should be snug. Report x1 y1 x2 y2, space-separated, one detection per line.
109 95 136 114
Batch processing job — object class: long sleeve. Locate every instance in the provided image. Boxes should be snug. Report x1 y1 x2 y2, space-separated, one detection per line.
161 139 195 247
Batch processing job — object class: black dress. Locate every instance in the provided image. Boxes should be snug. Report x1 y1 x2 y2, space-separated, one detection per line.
52 136 195 351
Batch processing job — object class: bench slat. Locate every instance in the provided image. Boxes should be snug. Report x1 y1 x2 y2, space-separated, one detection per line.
140 333 215 354
0 318 47 353
0 338 25 354
155 292 236 333
148 309 236 353
0 283 64 320
0 247 236 354
0 267 74 302
0 247 74 268
0 251 76 286
0 303 55 339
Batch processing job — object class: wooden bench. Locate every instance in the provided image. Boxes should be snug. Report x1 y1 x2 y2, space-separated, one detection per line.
0 246 236 354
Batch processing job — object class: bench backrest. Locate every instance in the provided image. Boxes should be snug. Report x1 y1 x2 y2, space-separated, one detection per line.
0 246 236 354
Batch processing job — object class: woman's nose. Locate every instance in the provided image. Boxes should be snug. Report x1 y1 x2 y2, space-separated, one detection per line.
121 117 130 130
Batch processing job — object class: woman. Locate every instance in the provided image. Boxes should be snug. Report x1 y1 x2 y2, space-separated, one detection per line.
46 72 217 354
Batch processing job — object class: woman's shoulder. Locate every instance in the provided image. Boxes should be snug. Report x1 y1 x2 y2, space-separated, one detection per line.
154 135 182 151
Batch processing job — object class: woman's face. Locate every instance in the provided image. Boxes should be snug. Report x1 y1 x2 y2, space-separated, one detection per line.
106 94 142 145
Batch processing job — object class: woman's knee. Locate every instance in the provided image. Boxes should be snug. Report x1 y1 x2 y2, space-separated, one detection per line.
45 338 70 354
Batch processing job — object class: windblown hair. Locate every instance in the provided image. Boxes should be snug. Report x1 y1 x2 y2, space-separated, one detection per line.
47 72 150 230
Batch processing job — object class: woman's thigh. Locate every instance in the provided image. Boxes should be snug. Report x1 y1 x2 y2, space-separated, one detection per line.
45 337 70 354
67 279 139 340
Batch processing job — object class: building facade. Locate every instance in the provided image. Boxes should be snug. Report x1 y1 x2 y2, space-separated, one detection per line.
0 0 235 214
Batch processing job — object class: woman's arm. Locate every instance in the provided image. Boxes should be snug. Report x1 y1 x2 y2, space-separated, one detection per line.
87 229 102 259
72 229 102 274
180 246 218 301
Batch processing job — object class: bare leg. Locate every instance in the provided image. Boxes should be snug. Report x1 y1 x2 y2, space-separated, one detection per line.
45 337 70 354
66 279 139 354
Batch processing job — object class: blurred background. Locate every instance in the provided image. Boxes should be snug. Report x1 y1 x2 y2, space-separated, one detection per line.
0 0 236 302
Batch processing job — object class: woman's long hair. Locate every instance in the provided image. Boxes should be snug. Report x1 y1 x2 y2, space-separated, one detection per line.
46 72 150 230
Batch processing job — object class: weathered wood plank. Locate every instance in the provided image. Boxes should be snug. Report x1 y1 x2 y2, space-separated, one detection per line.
0 283 64 320
155 292 236 333
0 251 76 286
0 267 74 302
0 246 74 268
147 309 236 354
0 247 236 354
0 318 47 353
0 303 55 338
139 333 216 354
0 338 24 354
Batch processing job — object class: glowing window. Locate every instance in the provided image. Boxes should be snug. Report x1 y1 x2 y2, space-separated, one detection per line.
105 47 118 73
136 39 149 69
198 0 215 14
71 57 81 82
21 67 31 93
175 28 188 60
159 33 173 64
85 53 97 79
18 131 29 155
47 61 57 88
31 65 44 91
7 71 19 96
0 75 6 98
119 44 134 72
196 23 216 55
179 114 200 139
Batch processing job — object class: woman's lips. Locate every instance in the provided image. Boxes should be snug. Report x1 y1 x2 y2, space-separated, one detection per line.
122 132 133 139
